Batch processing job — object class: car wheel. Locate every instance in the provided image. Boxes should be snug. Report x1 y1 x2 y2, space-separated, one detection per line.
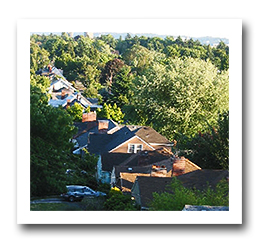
69 196 75 202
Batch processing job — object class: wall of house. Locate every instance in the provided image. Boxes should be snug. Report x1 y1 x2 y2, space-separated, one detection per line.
96 155 112 184
131 181 141 206
96 155 102 181
111 137 154 153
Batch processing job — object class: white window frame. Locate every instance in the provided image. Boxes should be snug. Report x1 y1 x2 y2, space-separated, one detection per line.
128 143 143 153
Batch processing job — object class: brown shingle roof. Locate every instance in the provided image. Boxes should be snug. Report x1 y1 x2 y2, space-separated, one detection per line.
135 126 172 145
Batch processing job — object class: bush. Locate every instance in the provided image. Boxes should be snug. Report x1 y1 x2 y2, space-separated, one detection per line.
149 177 229 211
104 189 139 211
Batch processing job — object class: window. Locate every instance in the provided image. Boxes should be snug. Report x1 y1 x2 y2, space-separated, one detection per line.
136 144 142 153
128 144 143 153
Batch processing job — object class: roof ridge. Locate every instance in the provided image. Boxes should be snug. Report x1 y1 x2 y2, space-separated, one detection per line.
185 158 201 170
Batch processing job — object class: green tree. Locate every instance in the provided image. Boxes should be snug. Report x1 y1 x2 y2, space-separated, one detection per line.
30 80 77 196
132 57 229 141
66 102 84 122
30 41 50 73
100 58 125 86
104 189 138 211
108 65 134 108
181 111 229 169
97 103 125 123
30 77 99 197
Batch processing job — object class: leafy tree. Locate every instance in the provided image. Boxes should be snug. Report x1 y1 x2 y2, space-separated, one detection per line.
108 65 134 108
123 44 165 75
96 34 117 49
30 41 50 73
104 189 139 211
181 111 229 169
66 102 84 122
132 57 229 141
97 103 125 123
30 76 98 197
149 177 229 211
100 58 125 86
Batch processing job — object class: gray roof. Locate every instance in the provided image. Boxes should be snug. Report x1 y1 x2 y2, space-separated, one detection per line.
74 120 118 148
182 205 229 211
87 125 172 155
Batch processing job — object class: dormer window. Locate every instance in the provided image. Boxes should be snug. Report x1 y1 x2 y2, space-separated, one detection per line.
128 144 143 153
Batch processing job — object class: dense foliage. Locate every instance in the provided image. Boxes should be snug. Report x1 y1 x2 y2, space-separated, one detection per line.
180 111 229 169
149 177 229 211
30 33 229 198
30 75 98 197
104 188 139 211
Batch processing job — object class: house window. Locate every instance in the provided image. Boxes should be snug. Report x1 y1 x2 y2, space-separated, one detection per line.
136 144 143 153
128 144 143 153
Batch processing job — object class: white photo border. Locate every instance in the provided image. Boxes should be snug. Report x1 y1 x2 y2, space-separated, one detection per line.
17 19 242 224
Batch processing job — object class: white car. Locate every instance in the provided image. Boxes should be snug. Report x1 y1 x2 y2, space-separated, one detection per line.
61 185 106 202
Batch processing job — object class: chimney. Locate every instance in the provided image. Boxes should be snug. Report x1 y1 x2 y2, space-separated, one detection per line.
82 111 97 122
66 99 71 109
172 157 186 176
98 120 109 133
150 165 167 177
61 90 66 99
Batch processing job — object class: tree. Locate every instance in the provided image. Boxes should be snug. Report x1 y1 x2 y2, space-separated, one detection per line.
30 81 77 196
66 102 84 122
100 58 125 86
181 111 229 169
108 65 134 108
103 188 139 211
97 103 125 123
30 41 50 73
96 34 117 49
132 57 229 141
30 78 99 196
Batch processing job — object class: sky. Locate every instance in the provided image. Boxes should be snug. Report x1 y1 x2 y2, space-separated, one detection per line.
28 19 231 40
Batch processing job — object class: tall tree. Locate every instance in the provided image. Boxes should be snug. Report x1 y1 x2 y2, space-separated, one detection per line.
180 111 229 169
108 65 134 108
132 57 229 141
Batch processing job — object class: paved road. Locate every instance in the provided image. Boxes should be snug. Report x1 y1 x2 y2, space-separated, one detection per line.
31 197 68 204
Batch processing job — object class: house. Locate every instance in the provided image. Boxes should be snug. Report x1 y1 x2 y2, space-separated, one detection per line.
95 143 173 184
72 119 120 154
111 154 200 191
131 169 229 210
97 145 201 188
131 176 173 210
87 125 173 155
96 152 135 184
37 65 102 111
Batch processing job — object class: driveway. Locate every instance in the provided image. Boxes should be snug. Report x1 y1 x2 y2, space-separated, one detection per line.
30 197 67 204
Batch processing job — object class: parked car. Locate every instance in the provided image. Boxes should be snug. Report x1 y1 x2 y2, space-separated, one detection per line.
61 185 106 202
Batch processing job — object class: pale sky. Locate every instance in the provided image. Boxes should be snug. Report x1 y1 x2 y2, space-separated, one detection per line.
29 19 231 39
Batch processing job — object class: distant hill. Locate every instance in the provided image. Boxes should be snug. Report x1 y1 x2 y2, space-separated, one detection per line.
31 32 229 46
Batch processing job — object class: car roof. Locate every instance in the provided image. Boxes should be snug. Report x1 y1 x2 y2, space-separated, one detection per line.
66 185 88 189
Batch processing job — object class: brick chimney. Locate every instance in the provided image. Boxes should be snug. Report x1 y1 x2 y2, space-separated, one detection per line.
61 90 66 99
98 120 109 133
172 157 186 176
150 165 167 177
66 99 71 109
82 111 97 122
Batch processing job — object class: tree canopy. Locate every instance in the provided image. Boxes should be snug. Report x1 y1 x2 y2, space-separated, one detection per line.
30 32 229 192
